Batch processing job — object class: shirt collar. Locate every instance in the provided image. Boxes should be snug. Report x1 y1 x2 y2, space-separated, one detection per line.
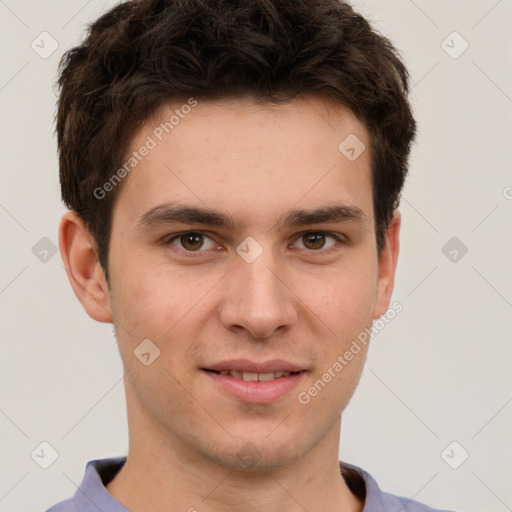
57 456 404 512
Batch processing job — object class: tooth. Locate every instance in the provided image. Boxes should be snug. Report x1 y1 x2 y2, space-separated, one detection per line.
223 370 294 381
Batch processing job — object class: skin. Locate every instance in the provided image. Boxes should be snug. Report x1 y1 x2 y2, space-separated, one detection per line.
59 94 400 512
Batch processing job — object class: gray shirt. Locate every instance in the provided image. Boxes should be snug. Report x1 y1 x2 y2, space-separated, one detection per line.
45 457 455 512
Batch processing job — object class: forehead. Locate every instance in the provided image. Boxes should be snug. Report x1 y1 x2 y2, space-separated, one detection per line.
113 95 373 229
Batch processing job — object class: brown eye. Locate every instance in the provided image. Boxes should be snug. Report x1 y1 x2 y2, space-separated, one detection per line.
293 231 342 252
166 231 217 252
180 233 204 251
302 232 327 250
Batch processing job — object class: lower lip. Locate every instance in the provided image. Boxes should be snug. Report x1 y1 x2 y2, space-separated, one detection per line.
202 370 307 403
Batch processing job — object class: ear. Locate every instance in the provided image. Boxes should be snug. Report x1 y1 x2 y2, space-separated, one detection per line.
58 211 113 323
372 209 401 319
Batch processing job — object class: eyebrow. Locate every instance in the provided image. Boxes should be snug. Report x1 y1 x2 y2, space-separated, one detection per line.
135 201 366 232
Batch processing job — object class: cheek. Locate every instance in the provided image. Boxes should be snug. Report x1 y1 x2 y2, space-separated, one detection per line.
108 255 216 367
303 258 377 330
110 247 186 320
108 267 168 367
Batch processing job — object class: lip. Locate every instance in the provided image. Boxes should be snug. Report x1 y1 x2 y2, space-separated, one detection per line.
203 358 307 373
202 369 307 404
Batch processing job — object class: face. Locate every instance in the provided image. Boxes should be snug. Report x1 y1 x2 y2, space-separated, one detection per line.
63 95 399 472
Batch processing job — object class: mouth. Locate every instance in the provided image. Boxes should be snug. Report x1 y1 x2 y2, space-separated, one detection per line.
200 366 308 403
201 368 304 381
200 358 308 403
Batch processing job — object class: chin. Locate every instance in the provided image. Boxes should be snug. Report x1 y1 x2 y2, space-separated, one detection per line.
203 434 310 473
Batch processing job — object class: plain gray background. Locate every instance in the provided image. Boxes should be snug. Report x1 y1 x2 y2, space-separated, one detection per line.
1 1 511 511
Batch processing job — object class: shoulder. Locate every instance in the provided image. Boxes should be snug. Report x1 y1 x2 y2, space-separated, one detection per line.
340 461 457 512
378 489 456 511
43 457 127 512
45 500 73 512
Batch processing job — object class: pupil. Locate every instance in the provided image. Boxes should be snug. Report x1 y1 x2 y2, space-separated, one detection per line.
182 233 203 251
304 233 325 250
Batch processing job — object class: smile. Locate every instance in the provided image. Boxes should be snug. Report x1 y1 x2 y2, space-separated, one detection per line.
203 369 301 381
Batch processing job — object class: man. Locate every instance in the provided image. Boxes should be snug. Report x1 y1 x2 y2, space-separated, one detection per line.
47 0 453 510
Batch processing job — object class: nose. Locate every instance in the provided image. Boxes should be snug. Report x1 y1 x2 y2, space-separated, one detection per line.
218 250 298 339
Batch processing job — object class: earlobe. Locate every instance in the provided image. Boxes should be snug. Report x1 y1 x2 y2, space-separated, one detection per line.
372 209 401 320
58 211 113 323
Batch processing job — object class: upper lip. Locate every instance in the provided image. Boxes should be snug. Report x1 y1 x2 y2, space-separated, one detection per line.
203 359 307 373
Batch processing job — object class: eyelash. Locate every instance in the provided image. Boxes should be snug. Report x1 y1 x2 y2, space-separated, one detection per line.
162 230 346 258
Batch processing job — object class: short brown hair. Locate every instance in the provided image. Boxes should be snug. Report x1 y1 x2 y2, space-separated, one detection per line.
56 0 416 282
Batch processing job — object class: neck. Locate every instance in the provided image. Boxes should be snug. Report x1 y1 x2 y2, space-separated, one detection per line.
106 384 363 512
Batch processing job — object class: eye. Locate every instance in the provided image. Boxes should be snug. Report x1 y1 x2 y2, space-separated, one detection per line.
163 230 345 257
164 231 218 253
292 231 343 252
